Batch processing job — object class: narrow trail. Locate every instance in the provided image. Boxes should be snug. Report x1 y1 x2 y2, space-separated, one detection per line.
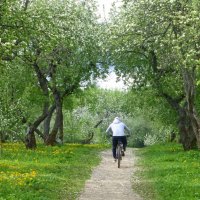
78 148 143 200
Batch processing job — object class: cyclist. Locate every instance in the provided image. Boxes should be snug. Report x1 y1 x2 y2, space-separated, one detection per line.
106 117 130 162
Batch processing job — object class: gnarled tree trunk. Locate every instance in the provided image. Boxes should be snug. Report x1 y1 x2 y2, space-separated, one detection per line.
24 103 57 149
182 68 200 149
25 112 47 149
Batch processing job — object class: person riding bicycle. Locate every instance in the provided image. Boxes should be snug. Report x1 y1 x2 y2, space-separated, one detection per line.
106 117 130 162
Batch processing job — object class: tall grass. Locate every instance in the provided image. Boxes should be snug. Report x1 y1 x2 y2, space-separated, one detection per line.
0 143 107 200
133 143 200 200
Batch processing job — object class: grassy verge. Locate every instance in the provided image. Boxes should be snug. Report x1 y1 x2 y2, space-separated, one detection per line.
0 143 107 200
133 143 200 200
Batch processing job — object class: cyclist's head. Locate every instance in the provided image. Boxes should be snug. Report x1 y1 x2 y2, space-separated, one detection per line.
113 117 121 123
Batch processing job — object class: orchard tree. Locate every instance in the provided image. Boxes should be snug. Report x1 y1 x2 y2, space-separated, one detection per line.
22 0 102 148
107 0 200 150
1 0 102 148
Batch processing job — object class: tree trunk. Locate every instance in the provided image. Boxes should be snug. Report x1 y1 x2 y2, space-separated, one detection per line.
43 104 56 141
178 107 197 150
0 131 6 143
58 107 64 143
43 101 50 140
161 92 197 150
25 125 37 149
45 89 63 145
24 103 55 149
182 68 200 149
43 83 78 145
32 60 51 141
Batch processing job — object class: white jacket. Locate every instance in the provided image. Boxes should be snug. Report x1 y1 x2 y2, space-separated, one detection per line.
106 117 130 136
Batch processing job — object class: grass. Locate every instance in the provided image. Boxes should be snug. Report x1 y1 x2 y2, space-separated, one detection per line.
133 143 200 200
0 142 107 200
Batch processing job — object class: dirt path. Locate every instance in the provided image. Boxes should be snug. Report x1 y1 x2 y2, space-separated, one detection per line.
78 148 143 200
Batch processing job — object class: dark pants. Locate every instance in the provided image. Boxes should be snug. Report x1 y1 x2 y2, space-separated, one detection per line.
112 136 127 159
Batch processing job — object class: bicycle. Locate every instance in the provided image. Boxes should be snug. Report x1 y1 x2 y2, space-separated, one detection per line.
107 134 129 168
116 140 123 168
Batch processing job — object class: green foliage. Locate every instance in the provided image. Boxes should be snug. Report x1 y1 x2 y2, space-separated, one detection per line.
134 143 200 200
124 88 177 126
63 87 130 143
0 0 102 142
124 88 177 146
62 87 176 146
0 143 107 199
128 117 153 148
64 106 99 142
105 0 200 148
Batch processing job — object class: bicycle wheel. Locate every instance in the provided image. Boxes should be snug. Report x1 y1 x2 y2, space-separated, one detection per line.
117 144 121 168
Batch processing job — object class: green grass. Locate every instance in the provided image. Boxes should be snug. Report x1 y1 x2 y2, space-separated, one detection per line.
0 143 107 200
133 143 200 200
